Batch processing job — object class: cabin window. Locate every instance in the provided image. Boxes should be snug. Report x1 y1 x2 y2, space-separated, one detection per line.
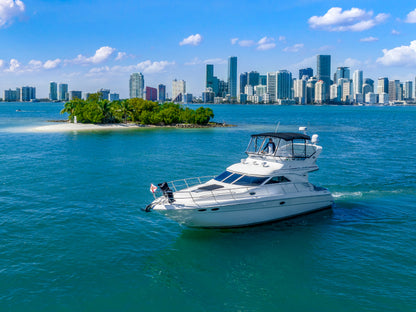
214 171 233 182
233 175 268 186
223 173 243 184
266 176 291 184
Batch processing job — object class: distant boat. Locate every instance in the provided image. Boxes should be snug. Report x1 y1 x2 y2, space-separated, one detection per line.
16 109 21 112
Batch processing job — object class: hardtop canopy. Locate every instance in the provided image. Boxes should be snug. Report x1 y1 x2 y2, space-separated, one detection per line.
251 132 310 141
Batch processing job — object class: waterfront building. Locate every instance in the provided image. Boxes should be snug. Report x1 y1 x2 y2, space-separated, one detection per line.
404 81 413 100
388 80 400 102
377 78 389 94
294 78 307 104
364 78 374 92
4 89 19 102
98 89 110 100
335 67 350 82
299 68 313 80
218 80 228 98
355 93 364 104
206 64 214 90
317 55 331 101
254 85 267 97
202 88 215 103
183 93 193 104
58 83 69 101
172 79 186 102
306 77 317 104
244 85 254 96
365 92 378 104
109 93 119 101
145 86 158 101
353 70 363 96
69 91 82 100
240 72 247 95
341 79 352 103
248 71 260 87
276 70 292 100
362 84 372 99
129 73 144 99
158 84 166 103
379 92 389 104
239 93 247 104
49 82 58 101
330 84 341 102
21 86 36 101
314 80 325 104
266 72 277 103
227 56 237 98
259 75 267 86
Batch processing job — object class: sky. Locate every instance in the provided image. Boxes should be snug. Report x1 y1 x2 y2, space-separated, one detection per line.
1 0 416 98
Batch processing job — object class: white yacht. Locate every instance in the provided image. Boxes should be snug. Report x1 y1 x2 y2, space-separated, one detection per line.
145 129 334 228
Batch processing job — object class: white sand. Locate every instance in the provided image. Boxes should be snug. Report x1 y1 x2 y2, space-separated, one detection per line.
32 122 146 132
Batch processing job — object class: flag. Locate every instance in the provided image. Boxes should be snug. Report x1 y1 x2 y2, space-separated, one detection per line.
150 183 157 194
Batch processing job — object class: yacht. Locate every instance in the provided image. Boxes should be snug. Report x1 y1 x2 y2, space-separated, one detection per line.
145 129 334 228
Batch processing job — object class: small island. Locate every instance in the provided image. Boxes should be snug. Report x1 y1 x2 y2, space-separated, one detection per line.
60 93 216 126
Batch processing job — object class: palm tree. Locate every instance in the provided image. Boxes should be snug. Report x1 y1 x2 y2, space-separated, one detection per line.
60 100 77 122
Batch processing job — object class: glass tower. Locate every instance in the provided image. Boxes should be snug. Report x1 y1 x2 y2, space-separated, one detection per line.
228 56 237 98
317 55 331 101
129 73 144 99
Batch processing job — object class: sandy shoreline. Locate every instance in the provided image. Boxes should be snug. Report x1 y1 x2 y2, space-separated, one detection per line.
32 122 232 132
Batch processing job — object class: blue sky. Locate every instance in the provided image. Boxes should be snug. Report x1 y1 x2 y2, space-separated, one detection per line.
1 0 416 98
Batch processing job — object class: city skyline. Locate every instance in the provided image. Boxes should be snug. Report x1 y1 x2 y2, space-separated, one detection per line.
1 0 416 98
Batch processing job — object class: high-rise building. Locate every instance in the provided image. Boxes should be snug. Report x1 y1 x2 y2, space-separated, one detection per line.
341 79 352 102
129 73 144 99
227 56 237 98
21 86 36 101
206 64 214 90
109 93 119 101
362 84 372 99
240 72 247 96
69 91 82 100
172 79 186 102
388 80 400 102
276 70 292 100
58 83 68 101
335 67 350 82
306 77 317 104
158 84 166 103
315 80 325 104
145 86 157 101
299 68 313 80
294 78 307 104
183 93 193 104
317 55 331 101
4 89 20 102
377 78 389 94
330 84 341 102
353 70 363 96
404 81 413 100
202 88 215 103
248 71 260 87
266 72 277 103
259 75 267 86
364 78 374 91
49 82 57 101
98 88 110 100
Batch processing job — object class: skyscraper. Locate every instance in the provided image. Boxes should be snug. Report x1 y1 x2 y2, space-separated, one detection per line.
276 70 292 100
248 71 260 87
58 83 68 101
172 79 186 102
266 72 277 102
377 77 389 94
129 73 144 99
206 64 214 90
227 56 237 98
240 72 247 95
404 81 413 100
335 67 350 82
353 70 363 95
21 86 36 101
317 55 331 101
299 68 313 80
158 84 166 103
145 86 158 101
49 82 57 101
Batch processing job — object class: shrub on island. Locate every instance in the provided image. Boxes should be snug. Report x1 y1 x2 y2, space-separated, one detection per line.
61 94 214 126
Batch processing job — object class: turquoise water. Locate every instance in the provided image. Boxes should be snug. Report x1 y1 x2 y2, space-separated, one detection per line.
1 102 415 311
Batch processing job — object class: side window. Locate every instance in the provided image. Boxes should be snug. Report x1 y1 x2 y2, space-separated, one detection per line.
266 176 291 184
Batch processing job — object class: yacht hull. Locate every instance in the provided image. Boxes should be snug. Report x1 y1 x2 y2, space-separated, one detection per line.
153 192 334 228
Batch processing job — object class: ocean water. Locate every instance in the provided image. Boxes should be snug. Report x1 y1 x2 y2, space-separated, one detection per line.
1 102 415 311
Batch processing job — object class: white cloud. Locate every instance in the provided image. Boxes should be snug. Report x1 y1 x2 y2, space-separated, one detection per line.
137 60 175 74
308 7 388 31
239 40 255 47
179 34 202 46
70 46 116 65
391 29 400 35
342 58 361 68
283 43 304 52
0 0 25 28
405 8 416 23
5 58 21 72
43 58 61 69
203 58 226 64
88 60 175 76
360 36 378 42
230 38 239 45
28 59 42 70
377 40 416 66
115 52 127 61
257 36 276 51
0 59 4 68
278 36 286 42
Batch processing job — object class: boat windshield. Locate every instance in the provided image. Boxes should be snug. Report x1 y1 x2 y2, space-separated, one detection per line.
214 171 233 182
233 175 268 186
214 171 268 186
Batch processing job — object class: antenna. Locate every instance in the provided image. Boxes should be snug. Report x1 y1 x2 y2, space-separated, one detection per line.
274 121 280 133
